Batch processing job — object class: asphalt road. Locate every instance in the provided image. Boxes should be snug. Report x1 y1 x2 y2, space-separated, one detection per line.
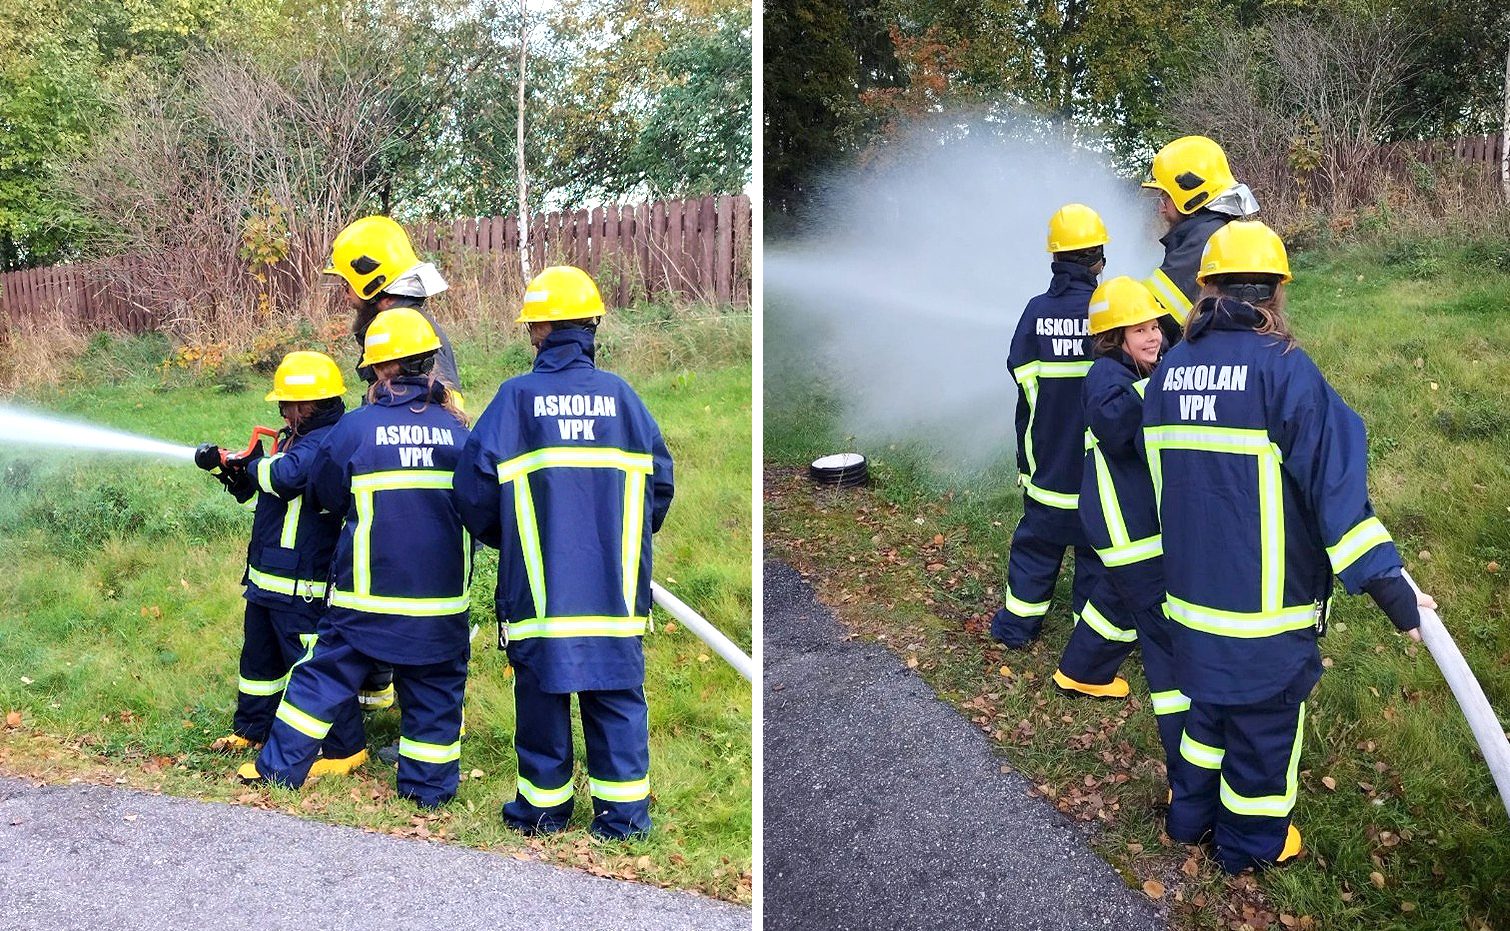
763 559 1166 931
0 775 750 931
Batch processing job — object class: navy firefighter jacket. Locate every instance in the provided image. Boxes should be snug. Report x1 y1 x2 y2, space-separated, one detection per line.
1009 261 1097 512
243 407 344 620
453 328 675 695
1143 208 1231 345
1078 349 1164 611
306 378 473 665
1143 297 1404 705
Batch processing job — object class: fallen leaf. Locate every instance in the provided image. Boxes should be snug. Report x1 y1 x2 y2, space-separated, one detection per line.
1280 915 1297 928
1370 871 1386 889
696 654 710 663
1181 856 1199 877
5 711 20 728
469 769 485 780
1321 776 1337 791
19 677 32 686
998 665 1012 677
1487 561 1500 574
1142 879 1165 900
1401 902 1416 913
906 656 919 669
932 533 944 545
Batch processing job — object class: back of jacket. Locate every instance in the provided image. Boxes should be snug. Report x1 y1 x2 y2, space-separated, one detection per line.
1009 262 1097 511
1144 209 1231 343
1142 298 1402 704
309 379 473 665
1078 352 1163 610
454 328 674 694
244 417 343 619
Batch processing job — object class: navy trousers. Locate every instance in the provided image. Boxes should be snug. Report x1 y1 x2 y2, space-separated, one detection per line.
1055 576 1137 686
232 602 364 759
504 664 652 840
256 624 467 808
991 498 1103 647
1169 694 1307 873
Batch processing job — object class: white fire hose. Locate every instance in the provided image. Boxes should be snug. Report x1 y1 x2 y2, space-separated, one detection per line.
652 581 753 682
1405 570 1510 820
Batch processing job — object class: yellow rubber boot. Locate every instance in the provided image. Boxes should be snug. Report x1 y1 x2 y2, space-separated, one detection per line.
308 749 370 778
359 683 395 712
210 734 262 754
1052 670 1130 699
1277 824 1303 863
236 760 264 784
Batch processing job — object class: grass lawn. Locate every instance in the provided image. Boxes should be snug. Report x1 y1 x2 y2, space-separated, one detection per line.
0 306 752 903
765 236 1510 929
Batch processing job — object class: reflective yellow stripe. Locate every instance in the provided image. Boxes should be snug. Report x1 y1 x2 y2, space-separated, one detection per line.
275 700 332 740
279 495 302 548
1091 445 1129 544
506 616 649 640
620 470 647 613
1150 689 1190 715
1099 535 1163 567
1019 373 1040 478
589 776 650 803
1180 731 1224 769
513 477 547 616
517 774 574 808
246 566 327 600
1258 453 1284 614
353 488 374 596
1144 425 1278 457
1087 429 1160 565
1024 481 1078 509
496 446 654 485
1220 703 1305 817
329 589 470 616
398 736 461 764
1078 601 1137 643
351 469 455 492
238 675 285 696
1132 377 1149 398
1145 268 1192 324
1003 590 1051 618
1014 360 1094 380
256 455 281 494
349 469 458 603
1327 517 1393 575
1165 595 1316 639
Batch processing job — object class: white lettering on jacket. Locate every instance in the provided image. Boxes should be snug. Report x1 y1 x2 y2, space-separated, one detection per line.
531 394 618 418
374 425 456 446
1161 364 1249 393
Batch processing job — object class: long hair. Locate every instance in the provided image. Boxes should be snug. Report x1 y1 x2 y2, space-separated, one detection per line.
367 359 469 427
1192 275 1297 351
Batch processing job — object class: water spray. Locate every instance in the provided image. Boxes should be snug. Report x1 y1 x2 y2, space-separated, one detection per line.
0 404 197 462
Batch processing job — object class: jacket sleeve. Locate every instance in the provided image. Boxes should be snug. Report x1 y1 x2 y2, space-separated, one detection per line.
1008 307 1036 476
253 436 319 501
305 429 352 519
1084 363 1144 458
1271 349 1403 598
649 423 674 534
452 396 503 550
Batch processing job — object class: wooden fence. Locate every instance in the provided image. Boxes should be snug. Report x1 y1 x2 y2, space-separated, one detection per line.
0 193 752 334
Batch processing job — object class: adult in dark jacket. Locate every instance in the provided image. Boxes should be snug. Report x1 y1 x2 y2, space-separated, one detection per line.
1143 221 1436 873
454 266 674 840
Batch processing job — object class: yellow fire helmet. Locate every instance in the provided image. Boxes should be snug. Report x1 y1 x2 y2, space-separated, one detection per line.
323 216 421 299
1087 277 1162 335
517 265 607 324
360 307 442 367
1196 220 1292 284
1142 136 1237 215
1046 203 1110 253
266 350 346 402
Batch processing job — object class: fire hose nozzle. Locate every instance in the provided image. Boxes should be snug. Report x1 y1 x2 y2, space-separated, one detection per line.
221 426 281 467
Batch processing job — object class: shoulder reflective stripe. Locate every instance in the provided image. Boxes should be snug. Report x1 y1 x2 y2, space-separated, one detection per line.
279 495 302 549
1012 361 1040 384
513 478 547 617
1219 703 1305 817
1098 535 1163 567
1037 361 1093 378
1133 378 1149 398
1144 425 1277 457
1180 731 1225 769
1091 447 1129 546
1150 690 1190 715
1327 517 1393 575
246 567 328 600
238 675 286 696
1078 601 1137 643
275 700 332 740
620 470 647 613
1145 268 1192 324
506 616 649 640
256 455 280 494
1258 453 1284 614
398 736 461 764
1165 595 1316 639
352 469 455 492
1024 482 1077 509
496 446 654 485
588 775 650 803
329 589 470 616
517 774 574 808
1003 590 1051 618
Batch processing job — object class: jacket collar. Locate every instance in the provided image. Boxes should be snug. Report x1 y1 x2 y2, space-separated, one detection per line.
533 328 598 373
1187 296 1265 340
1096 343 1159 378
289 399 345 439
1160 209 1227 250
1047 261 1099 296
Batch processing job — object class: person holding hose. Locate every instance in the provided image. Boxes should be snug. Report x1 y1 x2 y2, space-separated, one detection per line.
323 214 465 714
454 266 674 840
239 309 473 808
1140 136 1260 346
1054 278 1187 783
1142 220 1436 872
990 204 1130 701
194 352 366 775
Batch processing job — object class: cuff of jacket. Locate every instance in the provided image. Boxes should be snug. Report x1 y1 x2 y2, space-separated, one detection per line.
1362 570 1420 632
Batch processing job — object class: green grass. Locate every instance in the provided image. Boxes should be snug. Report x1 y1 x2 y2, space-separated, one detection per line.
0 307 752 903
765 239 1510 929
